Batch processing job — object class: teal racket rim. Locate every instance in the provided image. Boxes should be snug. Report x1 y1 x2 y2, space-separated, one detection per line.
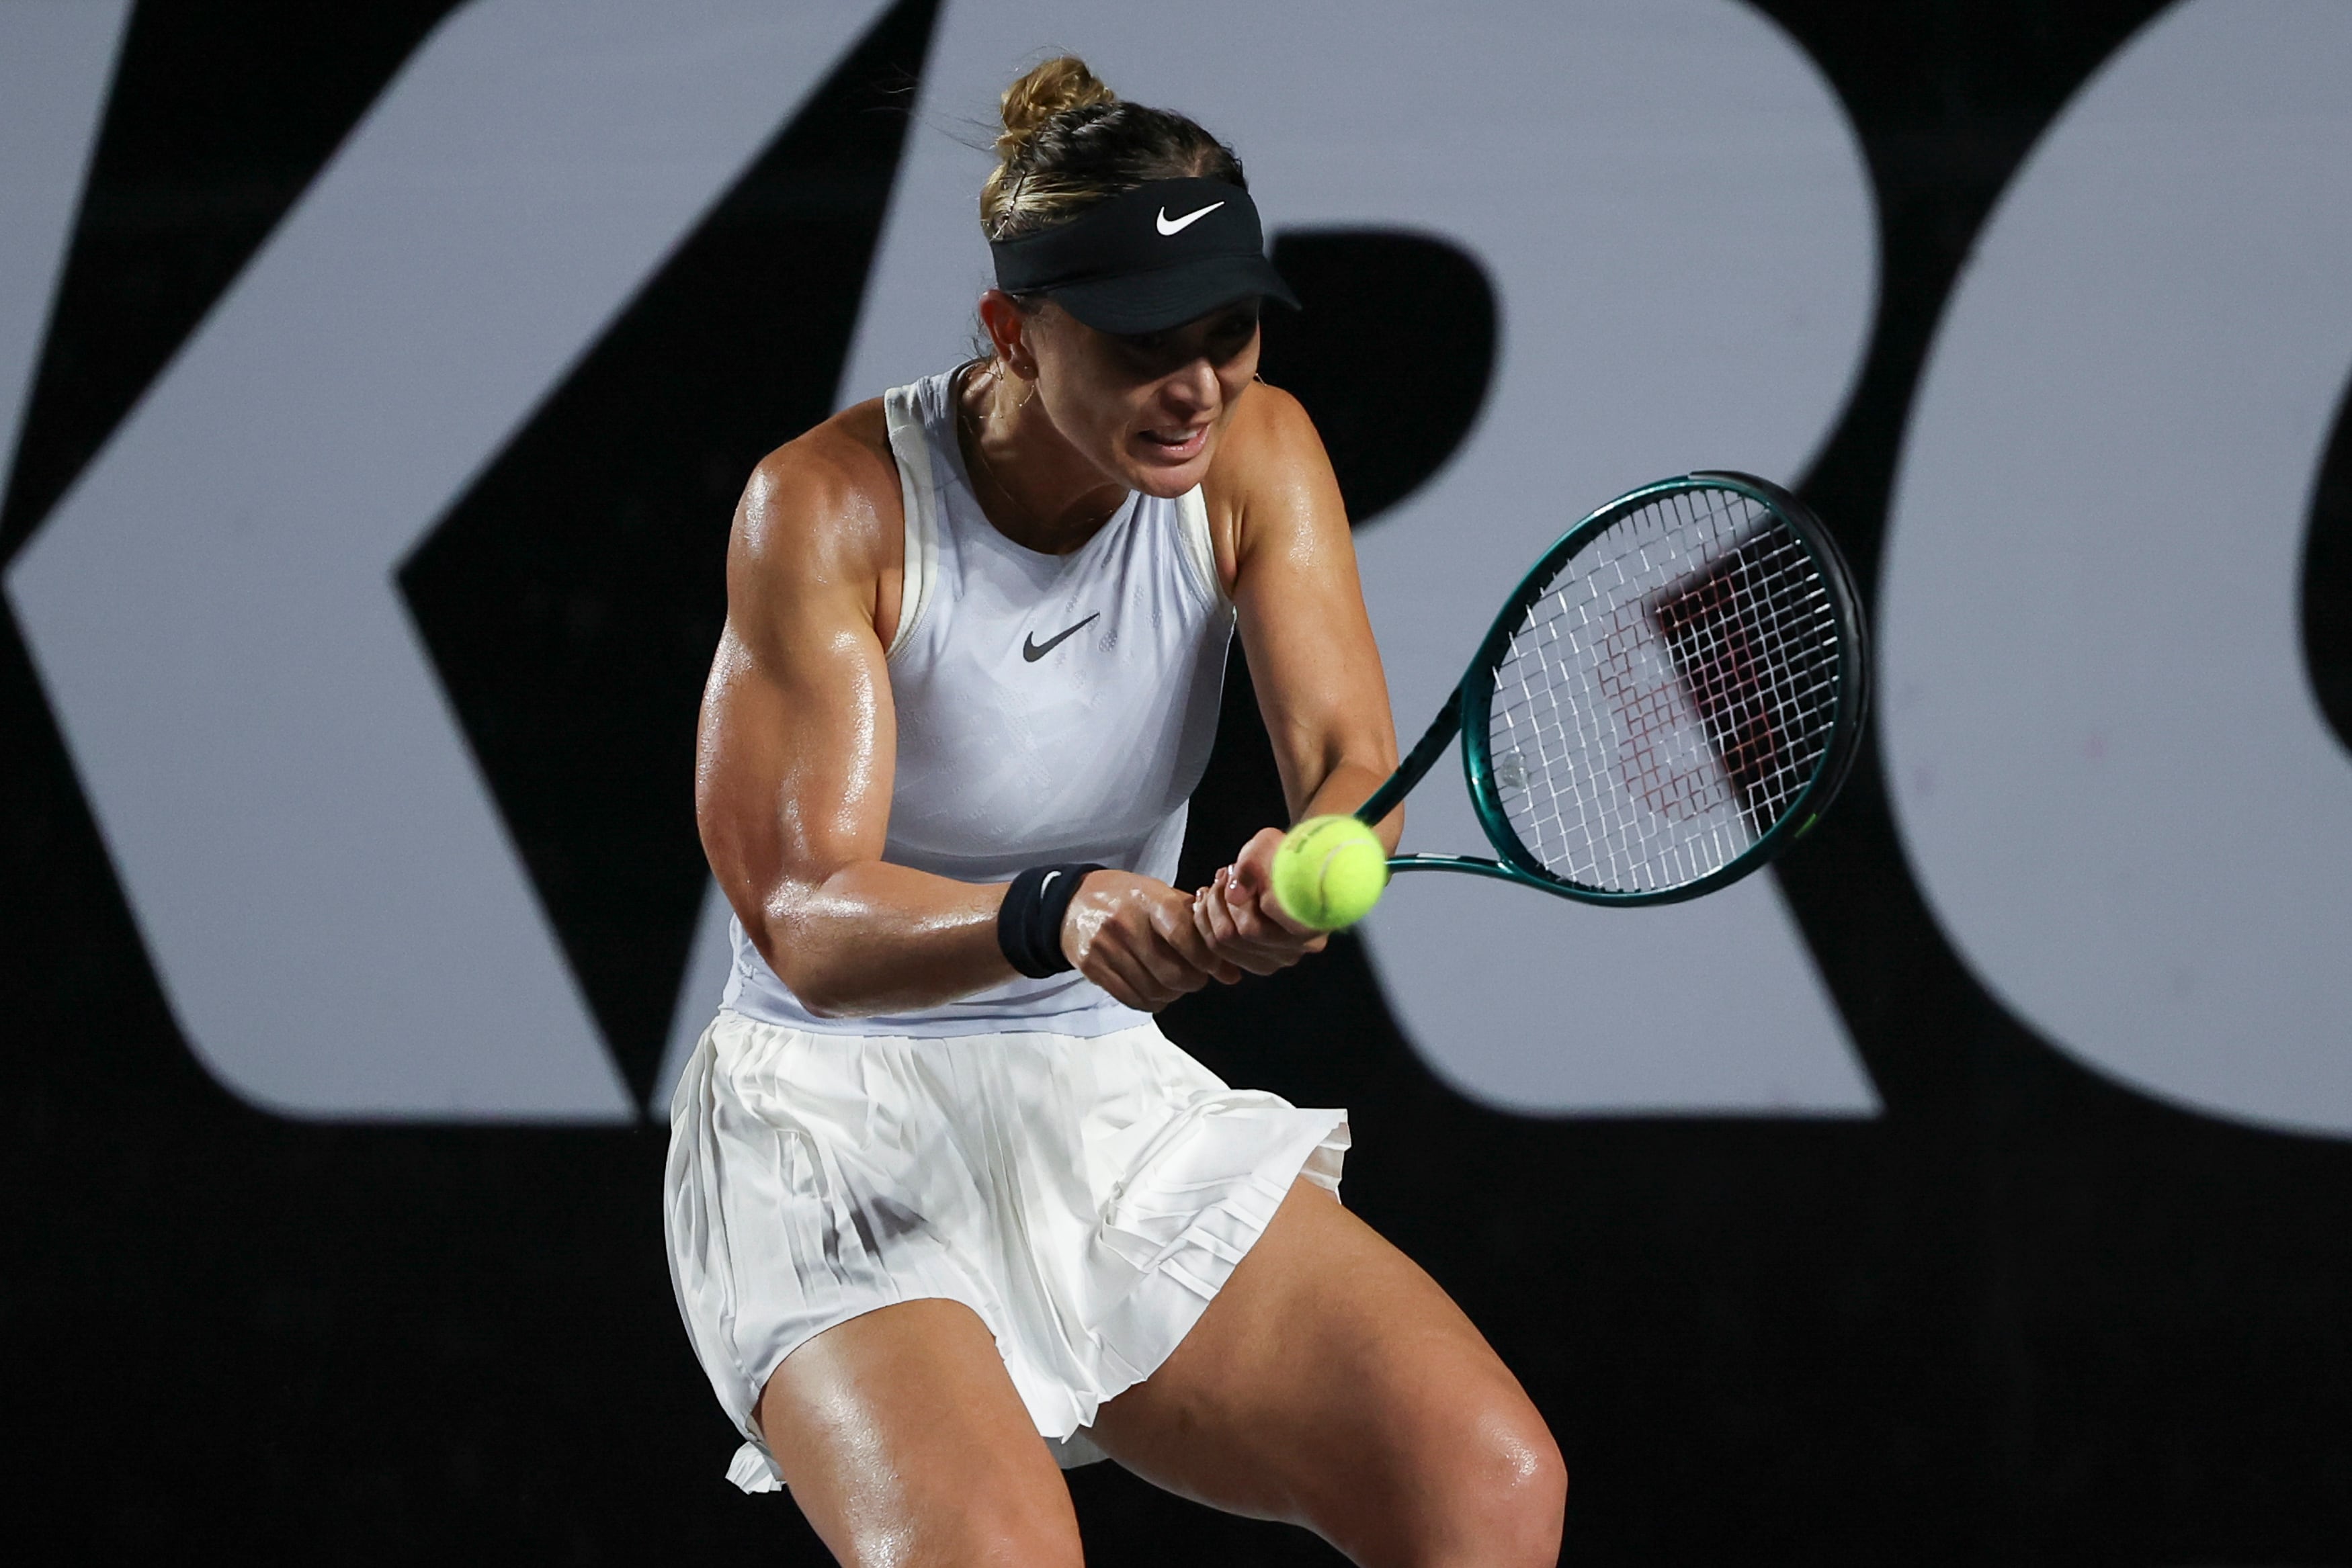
1361 472 1869 907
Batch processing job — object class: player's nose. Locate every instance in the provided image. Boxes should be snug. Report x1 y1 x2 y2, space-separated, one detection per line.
1159 356 1218 414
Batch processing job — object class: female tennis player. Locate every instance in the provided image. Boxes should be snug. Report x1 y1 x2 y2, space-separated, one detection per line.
665 57 1565 1567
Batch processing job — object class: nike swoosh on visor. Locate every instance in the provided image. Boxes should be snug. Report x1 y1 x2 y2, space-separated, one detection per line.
1154 202 1224 235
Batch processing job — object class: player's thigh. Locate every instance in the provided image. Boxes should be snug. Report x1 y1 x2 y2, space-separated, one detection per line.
1087 1184 1564 1568
757 1297 1081 1568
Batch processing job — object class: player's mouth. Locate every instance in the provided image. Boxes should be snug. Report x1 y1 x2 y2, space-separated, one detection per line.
1137 424 1210 462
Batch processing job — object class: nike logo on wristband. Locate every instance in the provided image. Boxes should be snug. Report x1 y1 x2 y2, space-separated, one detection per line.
1022 613 1099 662
1155 201 1224 235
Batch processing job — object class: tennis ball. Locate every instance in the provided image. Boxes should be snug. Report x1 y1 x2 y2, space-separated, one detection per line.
1269 816 1390 931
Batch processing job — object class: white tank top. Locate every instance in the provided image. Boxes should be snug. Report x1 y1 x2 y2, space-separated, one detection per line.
723 367 1237 1037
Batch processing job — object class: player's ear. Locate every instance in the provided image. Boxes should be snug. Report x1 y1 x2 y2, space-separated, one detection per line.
978 289 1039 378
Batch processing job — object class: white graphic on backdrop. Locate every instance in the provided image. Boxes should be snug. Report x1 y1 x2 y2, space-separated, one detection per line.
7 1 888 1119
1882 0 2352 1137
0 1 129 486
674 0 1882 1116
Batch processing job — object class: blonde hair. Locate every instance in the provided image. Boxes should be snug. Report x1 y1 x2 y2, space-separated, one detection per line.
978 55 1245 245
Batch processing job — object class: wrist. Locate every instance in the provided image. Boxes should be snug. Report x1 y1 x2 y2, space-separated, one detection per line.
996 863 1106 977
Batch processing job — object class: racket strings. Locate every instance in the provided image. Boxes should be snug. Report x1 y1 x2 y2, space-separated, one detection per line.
1653 522 1839 824
1486 486 1842 894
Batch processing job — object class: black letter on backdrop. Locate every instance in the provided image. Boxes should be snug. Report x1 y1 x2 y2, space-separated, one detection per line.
1257 230 1497 527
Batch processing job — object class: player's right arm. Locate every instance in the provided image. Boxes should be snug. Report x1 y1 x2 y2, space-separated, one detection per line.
695 409 1227 1017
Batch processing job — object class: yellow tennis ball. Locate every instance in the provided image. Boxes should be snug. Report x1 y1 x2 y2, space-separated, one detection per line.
1269 815 1390 931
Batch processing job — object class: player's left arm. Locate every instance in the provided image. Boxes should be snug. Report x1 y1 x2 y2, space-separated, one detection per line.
1195 380 1401 963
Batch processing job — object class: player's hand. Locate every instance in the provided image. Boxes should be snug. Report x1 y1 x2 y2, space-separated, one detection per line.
1192 828 1331 976
1062 870 1241 1010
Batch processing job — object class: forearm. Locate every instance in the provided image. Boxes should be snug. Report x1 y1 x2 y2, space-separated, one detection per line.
740 861 1016 1018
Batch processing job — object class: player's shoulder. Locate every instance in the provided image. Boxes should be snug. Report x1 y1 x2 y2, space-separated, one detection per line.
1202 376 1343 534
1216 378 1323 472
734 398 901 581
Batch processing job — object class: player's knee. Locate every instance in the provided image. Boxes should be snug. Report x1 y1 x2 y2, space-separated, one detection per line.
1423 1402 1567 1567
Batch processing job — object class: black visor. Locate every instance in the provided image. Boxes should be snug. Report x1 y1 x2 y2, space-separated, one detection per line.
989 177 1300 335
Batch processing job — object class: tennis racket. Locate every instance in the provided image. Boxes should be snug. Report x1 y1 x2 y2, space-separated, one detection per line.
1352 471 1868 905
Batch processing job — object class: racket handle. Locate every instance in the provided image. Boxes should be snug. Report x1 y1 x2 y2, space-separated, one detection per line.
1354 699 1462 827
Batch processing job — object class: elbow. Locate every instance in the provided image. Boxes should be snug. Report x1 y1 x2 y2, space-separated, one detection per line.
740 871 898 1020
741 914 818 1010
752 924 857 1019
784 977 853 1020
781 972 886 1021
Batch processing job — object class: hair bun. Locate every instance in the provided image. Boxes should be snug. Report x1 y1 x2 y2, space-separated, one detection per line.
995 56 1116 162
977 57 1236 243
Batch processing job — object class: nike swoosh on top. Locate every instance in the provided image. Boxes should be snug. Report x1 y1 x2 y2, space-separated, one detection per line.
1155 201 1224 236
1022 613 1100 662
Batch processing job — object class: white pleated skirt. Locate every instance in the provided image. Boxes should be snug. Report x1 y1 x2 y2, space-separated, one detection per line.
663 1008 1350 1493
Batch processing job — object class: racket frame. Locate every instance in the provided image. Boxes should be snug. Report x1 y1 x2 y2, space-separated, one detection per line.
1353 472 1869 906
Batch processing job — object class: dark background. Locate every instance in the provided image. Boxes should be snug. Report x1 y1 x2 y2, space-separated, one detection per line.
5 1 2349 1562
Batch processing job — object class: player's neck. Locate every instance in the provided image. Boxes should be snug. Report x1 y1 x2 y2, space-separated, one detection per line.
958 367 1127 556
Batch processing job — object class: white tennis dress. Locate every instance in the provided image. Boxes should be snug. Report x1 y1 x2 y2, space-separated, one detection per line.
665 368 1349 1492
